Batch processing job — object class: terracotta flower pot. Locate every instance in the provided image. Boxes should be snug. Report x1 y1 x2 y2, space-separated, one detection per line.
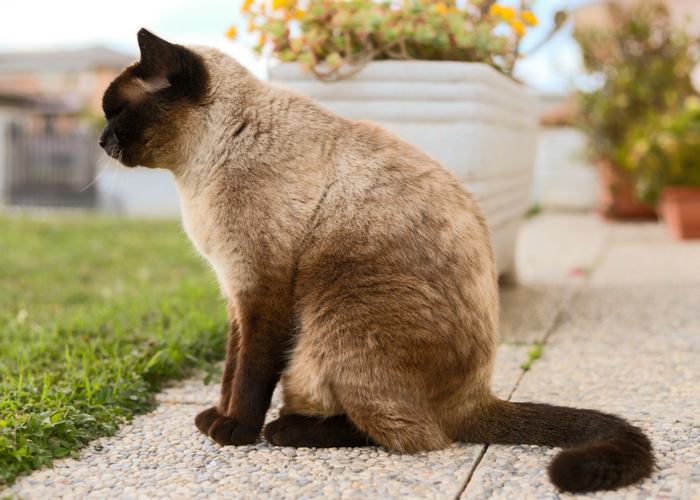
659 186 700 239
597 160 657 220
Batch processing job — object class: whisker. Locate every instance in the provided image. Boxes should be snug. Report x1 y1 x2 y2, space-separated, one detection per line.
116 152 126 198
81 153 112 192
106 155 119 204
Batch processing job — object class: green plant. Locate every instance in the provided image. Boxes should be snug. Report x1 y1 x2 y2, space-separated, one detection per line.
520 341 543 371
524 203 542 219
625 96 700 203
0 216 228 484
230 0 541 80
573 2 700 173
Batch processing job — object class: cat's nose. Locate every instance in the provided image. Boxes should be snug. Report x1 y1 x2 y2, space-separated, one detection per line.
99 118 116 151
99 127 109 150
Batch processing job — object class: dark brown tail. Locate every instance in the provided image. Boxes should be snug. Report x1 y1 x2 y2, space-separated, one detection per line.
462 400 655 493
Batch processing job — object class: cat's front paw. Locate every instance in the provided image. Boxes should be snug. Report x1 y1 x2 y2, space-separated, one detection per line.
194 407 260 445
195 407 220 435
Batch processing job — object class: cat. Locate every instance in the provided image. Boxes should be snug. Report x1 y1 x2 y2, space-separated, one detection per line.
100 29 654 493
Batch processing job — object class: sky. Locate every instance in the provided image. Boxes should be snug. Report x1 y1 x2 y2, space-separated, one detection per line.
0 0 596 93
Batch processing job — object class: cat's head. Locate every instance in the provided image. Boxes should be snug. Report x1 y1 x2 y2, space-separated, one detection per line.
100 29 213 169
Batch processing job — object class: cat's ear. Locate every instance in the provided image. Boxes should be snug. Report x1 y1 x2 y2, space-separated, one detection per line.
136 28 178 84
128 28 208 103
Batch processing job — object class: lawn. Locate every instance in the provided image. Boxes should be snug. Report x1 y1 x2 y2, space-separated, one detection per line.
0 214 228 484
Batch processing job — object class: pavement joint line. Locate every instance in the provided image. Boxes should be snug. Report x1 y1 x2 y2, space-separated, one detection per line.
505 282 580 402
454 444 488 500
456 231 614 498
453 290 576 499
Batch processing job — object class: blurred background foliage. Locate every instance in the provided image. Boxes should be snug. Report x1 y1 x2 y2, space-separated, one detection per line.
573 1 700 203
626 96 700 203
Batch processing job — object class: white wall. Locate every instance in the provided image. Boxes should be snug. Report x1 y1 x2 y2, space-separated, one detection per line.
96 163 181 217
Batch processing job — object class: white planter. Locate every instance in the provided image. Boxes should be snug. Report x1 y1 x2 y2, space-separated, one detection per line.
533 127 598 210
270 61 538 278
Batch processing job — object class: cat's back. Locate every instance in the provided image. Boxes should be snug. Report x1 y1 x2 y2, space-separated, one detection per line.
308 117 494 264
294 115 499 337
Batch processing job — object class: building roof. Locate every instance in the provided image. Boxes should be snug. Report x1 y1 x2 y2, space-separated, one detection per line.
0 46 136 75
0 83 74 112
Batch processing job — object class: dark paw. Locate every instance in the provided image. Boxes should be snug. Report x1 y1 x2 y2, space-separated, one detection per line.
195 407 221 435
265 414 376 448
264 415 308 447
209 416 260 446
195 407 260 445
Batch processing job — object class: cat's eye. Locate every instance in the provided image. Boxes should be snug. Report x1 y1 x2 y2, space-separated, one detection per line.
105 105 125 120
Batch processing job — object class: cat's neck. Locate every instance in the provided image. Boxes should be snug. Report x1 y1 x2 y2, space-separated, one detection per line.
173 79 348 195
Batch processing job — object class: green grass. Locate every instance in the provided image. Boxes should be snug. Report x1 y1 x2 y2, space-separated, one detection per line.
0 214 228 484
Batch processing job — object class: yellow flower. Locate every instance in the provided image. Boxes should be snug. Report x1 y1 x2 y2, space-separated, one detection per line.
501 7 516 20
258 33 267 46
272 0 288 10
295 9 305 18
489 4 501 16
436 2 447 15
226 25 238 39
241 0 254 13
521 10 538 27
511 19 525 36
247 18 257 32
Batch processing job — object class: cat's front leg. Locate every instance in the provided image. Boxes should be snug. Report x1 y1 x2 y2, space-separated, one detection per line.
195 293 291 446
218 301 240 415
194 310 239 436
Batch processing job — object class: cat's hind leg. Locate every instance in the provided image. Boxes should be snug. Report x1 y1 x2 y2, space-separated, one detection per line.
263 414 375 448
338 395 452 453
264 372 373 447
279 350 453 453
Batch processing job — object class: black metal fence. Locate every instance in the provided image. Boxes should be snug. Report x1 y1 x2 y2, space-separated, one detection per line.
5 123 99 208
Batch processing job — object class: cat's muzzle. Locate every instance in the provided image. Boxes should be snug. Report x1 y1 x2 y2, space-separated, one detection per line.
99 118 122 160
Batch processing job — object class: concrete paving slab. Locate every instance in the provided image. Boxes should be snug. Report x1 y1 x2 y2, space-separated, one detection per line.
499 284 569 344
8 399 482 500
2 341 530 500
461 215 700 500
507 284 700 423
602 219 669 244
591 242 700 287
514 214 610 285
462 287 700 499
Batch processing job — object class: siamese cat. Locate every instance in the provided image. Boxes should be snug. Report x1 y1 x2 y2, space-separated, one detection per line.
101 29 654 493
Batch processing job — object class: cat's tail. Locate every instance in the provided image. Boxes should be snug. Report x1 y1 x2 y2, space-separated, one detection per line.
462 399 655 493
